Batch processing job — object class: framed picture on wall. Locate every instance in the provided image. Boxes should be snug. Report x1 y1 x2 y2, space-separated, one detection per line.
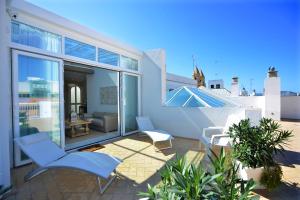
100 86 117 105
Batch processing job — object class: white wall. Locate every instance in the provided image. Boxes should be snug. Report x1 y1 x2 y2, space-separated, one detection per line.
166 73 196 91
0 0 12 188
281 96 300 119
141 50 244 140
86 68 118 114
230 96 265 117
264 77 281 120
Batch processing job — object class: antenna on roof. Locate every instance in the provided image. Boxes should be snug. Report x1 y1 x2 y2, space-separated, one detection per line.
192 54 195 68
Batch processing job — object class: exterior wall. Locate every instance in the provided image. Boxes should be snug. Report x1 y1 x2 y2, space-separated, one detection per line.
264 77 281 120
141 49 245 140
281 96 300 119
166 73 196 91
5 0 142 171
0 0 12 188
230 96 265 117
208 79 224 89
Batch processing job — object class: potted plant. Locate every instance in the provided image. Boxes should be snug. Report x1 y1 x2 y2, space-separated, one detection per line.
228 118 293 190
139 148 257 200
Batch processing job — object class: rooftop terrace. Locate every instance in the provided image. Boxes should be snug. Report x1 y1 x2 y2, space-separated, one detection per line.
4 120 300 200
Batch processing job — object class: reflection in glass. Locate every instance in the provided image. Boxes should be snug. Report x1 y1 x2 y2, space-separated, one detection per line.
123 74 138 132
11 21 62 53
65 37 96 61
17 55 61 160
120 56 138 71
98 48 119 66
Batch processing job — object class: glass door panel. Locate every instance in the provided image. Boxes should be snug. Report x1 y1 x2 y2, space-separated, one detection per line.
122 73 139 135
13 51 63 166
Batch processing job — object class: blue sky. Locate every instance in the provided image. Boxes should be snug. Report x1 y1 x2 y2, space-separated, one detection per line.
27 0 300 92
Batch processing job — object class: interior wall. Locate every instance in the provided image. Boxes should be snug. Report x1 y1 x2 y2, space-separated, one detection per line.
86 68 118 114
141 50 244 140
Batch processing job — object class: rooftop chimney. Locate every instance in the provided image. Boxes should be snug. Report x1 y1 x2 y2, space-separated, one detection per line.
231 76 239 97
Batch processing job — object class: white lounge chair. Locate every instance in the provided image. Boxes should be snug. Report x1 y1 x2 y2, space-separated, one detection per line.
200 114 242 157
136 117 174 151
14 133 122 194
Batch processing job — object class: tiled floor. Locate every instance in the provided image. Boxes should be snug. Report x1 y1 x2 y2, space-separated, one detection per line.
4 120 300 200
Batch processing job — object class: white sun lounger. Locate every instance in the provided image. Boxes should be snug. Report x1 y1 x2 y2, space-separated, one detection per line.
14 133 122 194
136 117 174 151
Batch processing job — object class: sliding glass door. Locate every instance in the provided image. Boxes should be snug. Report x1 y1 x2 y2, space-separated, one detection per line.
12 50 64 166
121 73 139 135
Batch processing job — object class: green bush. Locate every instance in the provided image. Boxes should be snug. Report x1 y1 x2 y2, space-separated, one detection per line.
139 148 257 200
260 164 283 191
228 118 293 168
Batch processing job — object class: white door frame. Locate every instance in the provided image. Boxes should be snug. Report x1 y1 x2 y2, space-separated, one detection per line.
12 50 65 166
120 72 141 136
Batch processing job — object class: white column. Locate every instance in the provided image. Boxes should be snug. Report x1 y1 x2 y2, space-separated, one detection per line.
0 0 12 189
264 77 281 120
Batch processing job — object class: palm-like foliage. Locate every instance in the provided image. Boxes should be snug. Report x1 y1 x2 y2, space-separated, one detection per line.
228 118 293 168
139 149 257 200
209 148 256 200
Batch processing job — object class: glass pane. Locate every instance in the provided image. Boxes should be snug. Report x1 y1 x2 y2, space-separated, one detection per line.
188 87 225 107
184 96 205 107
123 74 138 132
17 55 61 161
98 48 119 66
65 37 96 61
76 86 81 103
11 21 62 53
166 89 191 107
71 87 76 103
121 56 138 71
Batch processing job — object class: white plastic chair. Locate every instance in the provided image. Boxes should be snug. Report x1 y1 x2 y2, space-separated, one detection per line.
200 114 242 157
14 133 122 194
136 117 174 151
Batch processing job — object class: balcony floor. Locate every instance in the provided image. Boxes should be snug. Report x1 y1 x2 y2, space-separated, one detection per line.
5 120 300 200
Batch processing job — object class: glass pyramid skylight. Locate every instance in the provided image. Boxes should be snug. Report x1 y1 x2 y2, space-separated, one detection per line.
166 87 228 108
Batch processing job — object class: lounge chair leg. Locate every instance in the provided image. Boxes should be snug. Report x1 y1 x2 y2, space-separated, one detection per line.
97 170 117 194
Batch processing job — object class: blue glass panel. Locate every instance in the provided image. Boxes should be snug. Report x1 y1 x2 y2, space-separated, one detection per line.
11 21 62 53
98 48 119 66
185 96 205 107
188 87 225 107
65 38 96 61
121 56 138 71
166 87 181 101
166 89 191 107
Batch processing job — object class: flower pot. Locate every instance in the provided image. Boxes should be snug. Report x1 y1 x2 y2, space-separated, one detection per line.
236 160 265 189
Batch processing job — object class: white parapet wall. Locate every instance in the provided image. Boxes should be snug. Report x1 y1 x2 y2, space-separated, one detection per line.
141 49 245 140
281 96 300 119
230 96 265 118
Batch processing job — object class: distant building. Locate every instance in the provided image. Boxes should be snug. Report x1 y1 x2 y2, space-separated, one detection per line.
281 91 298 96
192 66 206 87
166 73 197 91
208 79 224 89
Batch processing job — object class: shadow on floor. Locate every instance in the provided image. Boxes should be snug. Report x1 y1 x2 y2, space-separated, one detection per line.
255 181 300 200
275 149 300 167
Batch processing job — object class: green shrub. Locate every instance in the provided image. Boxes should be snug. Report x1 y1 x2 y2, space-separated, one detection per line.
260 164 283 191
139 148 257 200
228 118 293 168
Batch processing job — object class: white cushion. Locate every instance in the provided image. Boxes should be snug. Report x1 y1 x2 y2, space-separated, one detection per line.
20 132 49 145
15 133 66 166
136 117 155 131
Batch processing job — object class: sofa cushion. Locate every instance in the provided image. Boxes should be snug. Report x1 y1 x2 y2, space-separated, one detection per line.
93 112 105 118
91 118 104 127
